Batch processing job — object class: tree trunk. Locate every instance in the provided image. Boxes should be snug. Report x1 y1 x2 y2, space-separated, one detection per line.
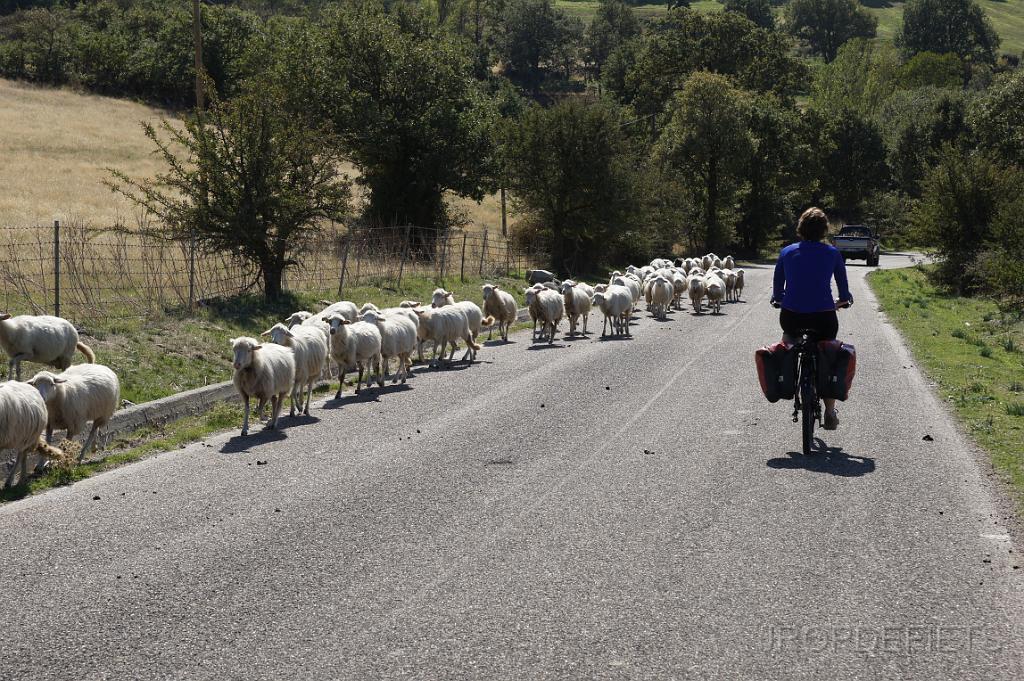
262 256 285 300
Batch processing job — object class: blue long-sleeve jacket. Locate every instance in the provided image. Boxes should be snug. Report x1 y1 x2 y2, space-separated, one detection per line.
772 241 852 313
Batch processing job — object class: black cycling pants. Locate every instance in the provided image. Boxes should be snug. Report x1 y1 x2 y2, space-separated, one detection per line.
780 308 839 341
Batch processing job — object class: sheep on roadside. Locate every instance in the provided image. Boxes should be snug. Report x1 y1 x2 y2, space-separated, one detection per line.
482 284 518 342
688 276 707 314
560 281 592 336
705 273 726 314
734 268 745 302
0 380 52 488
724 255 735 270
429 291 488 360
230 337 295 436
592 285 633 338
524 286 564 344
27 364 120 460
650 276 674 320
563 279 595 299
317 300 359 323
671 272 688 310
321 314 381 399
361 309 417 385
0 313 95 381
262 323 328 417
414 306 480 367
610 276 642 309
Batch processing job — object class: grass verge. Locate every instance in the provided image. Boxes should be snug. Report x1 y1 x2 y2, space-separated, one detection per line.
868 266 1024 507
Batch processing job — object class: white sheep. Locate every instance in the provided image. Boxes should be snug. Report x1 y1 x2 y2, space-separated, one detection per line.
27 363 120 460
430 288 456 308
0 313 95 381
429 291 487 360
592 285 632 337
263 323 328 417
610 275 642 309
230 337 296 436
318 300 359 323
414 306 480 367
724 255 735 270
482 284 518 342
671 272 688 310
524 287 564 344
688 276 707 314
734 268 745 302
358 303 421 369
705 273 726 314
321 314 381 398
361 309 417 385
560 281 592 336
650 276 674 320
0 380 51 488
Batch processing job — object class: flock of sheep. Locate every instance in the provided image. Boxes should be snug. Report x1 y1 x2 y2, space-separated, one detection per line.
0 253 742 489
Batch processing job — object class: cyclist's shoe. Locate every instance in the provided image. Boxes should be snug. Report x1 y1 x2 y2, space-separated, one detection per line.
823 409 840 430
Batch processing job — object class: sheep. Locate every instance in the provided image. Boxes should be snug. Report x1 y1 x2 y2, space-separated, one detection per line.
688 276 707 314
524 287 564 344
230 337 295 436
592 285 632 338
262 323 328 417
705 273 726 314
0 313 95 381
724 255 735 270
321 314 381 399
361 309 417 385
0 380 50 488
563 279 595 298
643 278 655 311
430 288 456 308
734 268 745 302
649 276 675 320
414 305 480 366
611 275 642 309
27 363 120 460
560 281 592 336
671 272 688 310
482 284 518 342
701 255 713 271
317 300 359 323
526 269 556 285
429 291 487 360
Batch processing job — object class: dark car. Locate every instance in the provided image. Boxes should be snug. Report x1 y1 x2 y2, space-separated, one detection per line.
831 224 881 266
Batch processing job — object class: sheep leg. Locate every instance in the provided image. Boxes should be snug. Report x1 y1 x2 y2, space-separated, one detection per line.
10 354 30 381
241 395 251 436
335 371 345 400
290 383 299 417
583 314 588 336
303 381 313 415
80 422 101 461
355 364 364 394
4 451 25 488
45 425 53 444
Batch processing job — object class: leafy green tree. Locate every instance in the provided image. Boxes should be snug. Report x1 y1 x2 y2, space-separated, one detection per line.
897 0 1000 65
913 147 1007 292
492 0 582 92
583 0 640 83
811 38 900 118
617 9 806 117
655 72 752 253
979 181 1024 312
970 69 1024 168
784 0 877 63
818 109 889 214
722 0 773 29
109 86 351 300
899 51 964 89
503 100 638 276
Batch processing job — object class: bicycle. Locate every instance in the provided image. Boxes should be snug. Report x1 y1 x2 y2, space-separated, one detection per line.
770 300 851 455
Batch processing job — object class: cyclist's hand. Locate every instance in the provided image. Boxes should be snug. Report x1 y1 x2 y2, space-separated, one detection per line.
836 298 853 310
770 298 781 309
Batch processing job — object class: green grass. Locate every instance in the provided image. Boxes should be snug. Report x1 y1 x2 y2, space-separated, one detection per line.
5 272 531 405
869 266 1024 508
862 1 1024 55
555 0 721 23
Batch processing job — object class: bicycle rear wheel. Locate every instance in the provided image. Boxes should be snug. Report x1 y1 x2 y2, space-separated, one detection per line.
801 384 816 456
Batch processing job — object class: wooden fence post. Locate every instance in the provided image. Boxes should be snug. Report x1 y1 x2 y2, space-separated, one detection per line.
478 229 488 276
53 219 60 317
337 235 351 297
460 232 468 283
397 224 412 289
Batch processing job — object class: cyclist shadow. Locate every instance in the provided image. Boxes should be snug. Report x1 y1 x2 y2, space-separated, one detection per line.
767 439 876 477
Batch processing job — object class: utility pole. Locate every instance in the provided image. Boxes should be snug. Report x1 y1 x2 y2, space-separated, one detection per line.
192 0 204 110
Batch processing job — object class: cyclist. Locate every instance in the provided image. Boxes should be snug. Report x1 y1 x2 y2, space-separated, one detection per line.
770 207 853 430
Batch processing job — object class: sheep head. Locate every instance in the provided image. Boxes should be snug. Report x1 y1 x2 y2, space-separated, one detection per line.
27 371 66 402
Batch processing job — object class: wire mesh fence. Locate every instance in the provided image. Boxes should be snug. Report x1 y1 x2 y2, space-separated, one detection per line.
0 221 544 325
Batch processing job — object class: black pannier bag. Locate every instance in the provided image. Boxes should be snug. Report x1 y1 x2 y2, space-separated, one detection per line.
816 340 857 401
755 342 797 403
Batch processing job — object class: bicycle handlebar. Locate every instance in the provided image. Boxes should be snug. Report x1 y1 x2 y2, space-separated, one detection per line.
769 299 852 310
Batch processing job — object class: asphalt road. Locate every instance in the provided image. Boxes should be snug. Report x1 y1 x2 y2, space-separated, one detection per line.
1 253 1022 680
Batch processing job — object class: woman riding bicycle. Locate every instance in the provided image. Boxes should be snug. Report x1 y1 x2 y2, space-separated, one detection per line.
771 207 853 431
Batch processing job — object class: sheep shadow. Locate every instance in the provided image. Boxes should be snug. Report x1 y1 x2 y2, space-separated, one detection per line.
597 335 632 342
527 342 567 350
321 383 412 408
482 339 514 347
283 414 321 427
411 361 474 375
766 441 876 477
220 428 288 454
561 333 590 342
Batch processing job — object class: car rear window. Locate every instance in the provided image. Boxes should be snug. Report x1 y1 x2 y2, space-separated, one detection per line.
840 226 871 237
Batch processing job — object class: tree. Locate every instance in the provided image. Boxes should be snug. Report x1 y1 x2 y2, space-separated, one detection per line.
109 86 351 300
583 0 640 83
492 0 582 92
979 180 1024 312
784 0 877 63
503 100 638 276
970 69 1024 168
899 51 964 89
818 110 889 215
810 38 900 118
912 147 1007 292
655 72 752 253
897 0 999 65
722 0 774 30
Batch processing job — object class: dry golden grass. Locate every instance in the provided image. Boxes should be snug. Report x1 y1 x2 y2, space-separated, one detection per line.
0 78 182 228
0 78 512 234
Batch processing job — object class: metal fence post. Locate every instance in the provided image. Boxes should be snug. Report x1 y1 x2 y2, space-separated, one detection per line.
460 232 468 283
53 219 60 317
397 224 412 289
478 229 488 276
337 235 351 297
188 230 196 310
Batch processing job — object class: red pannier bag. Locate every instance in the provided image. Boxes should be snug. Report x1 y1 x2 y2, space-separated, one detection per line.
816 340 856 401
755 342 796 403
